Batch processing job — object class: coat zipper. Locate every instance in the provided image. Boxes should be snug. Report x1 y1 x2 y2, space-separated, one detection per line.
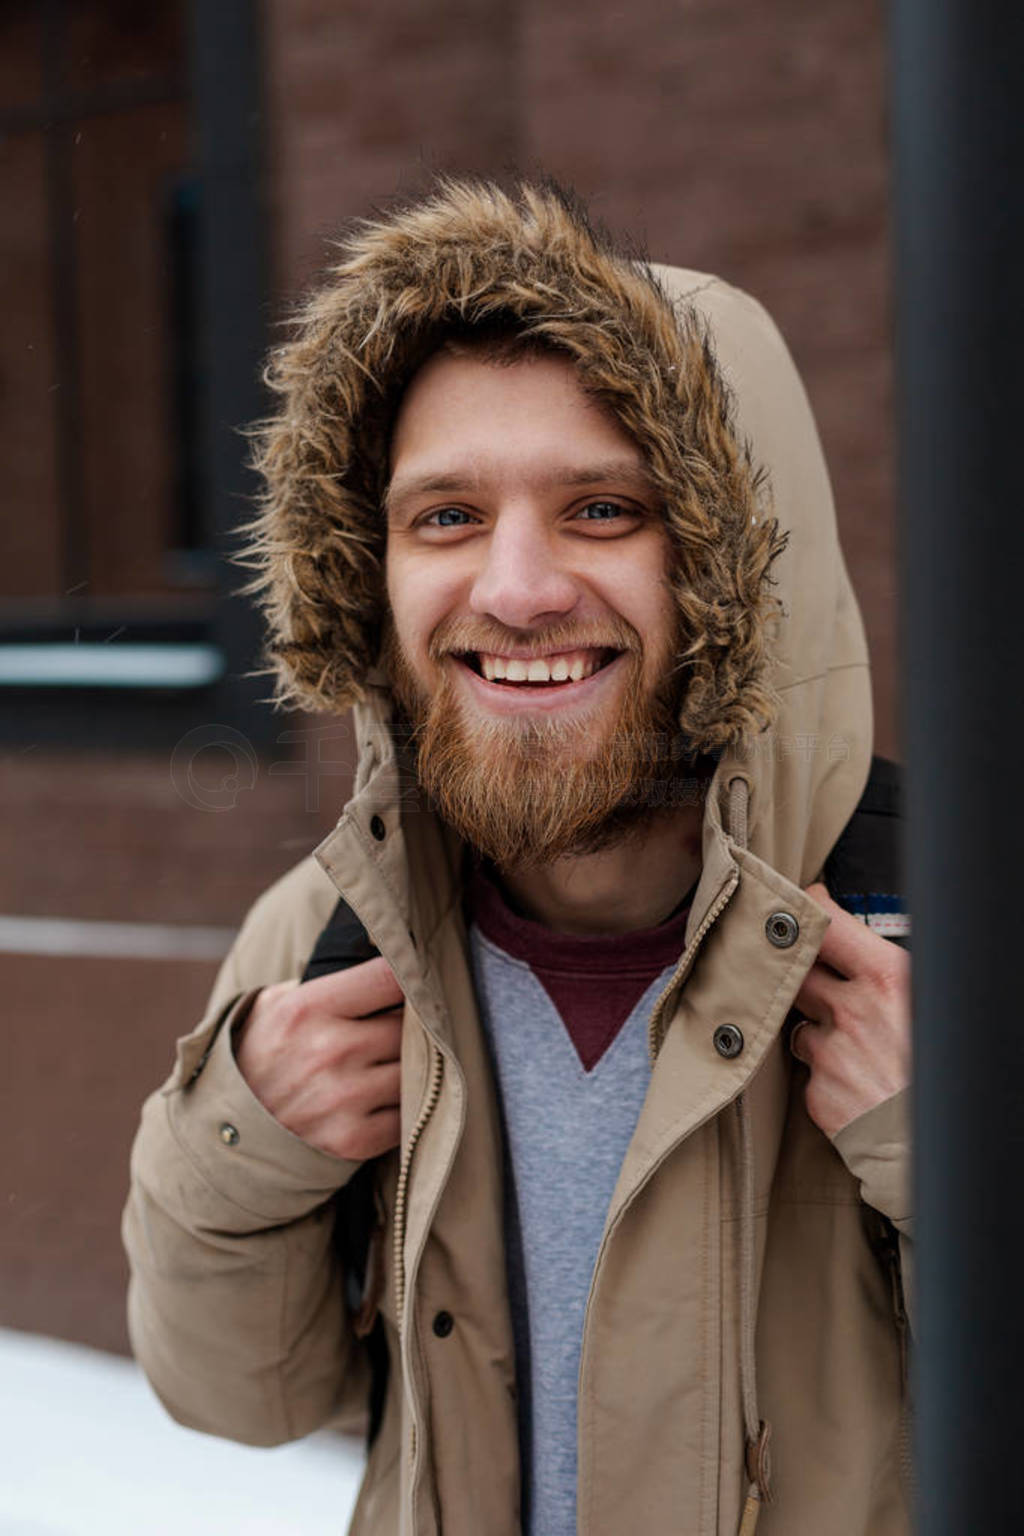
880 1224 914 1501
647 865 740 1063
316 845 450 1490
393 1032 445 1496
393 1040 444 1323
312 865 445 1329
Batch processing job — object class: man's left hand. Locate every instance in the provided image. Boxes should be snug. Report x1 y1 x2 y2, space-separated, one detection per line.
790 882 911 1138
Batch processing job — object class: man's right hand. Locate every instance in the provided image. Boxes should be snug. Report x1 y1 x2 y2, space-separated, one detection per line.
234 956 403 1161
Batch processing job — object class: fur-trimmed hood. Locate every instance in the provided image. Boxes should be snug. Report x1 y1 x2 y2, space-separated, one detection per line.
249 180 785 756
249 179 872 880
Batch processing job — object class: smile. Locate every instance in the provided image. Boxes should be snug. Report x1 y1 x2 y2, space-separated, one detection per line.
456 647 618 687
446 647 631 718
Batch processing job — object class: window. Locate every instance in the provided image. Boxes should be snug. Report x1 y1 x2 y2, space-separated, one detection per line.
0 1 271 745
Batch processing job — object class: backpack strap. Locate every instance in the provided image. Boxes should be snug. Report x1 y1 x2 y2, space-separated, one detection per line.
301 899 390 1446
822 755 912 1371
823 755 910 948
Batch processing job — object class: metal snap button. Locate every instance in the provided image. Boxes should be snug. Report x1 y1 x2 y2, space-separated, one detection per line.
765 911 799 949
713 1024 745 1059
219 1123 240 1146
370 814 386 841
432 1310 454 1338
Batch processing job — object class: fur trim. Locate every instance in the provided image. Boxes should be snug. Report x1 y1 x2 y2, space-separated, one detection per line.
246 179 786 754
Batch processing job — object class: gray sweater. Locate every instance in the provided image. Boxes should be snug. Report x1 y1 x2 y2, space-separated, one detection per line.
470 922 675 1536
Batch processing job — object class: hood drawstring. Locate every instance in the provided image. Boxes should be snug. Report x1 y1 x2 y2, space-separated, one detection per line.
727 774 749 856
736 1094 773 1532
726 776 773 1535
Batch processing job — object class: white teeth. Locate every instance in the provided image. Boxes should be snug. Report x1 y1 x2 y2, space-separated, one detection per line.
475 649 608 684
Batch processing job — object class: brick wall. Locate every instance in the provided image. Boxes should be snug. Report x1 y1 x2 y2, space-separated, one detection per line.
2 0 897 1354
0 738 346 1351
266 0 897 753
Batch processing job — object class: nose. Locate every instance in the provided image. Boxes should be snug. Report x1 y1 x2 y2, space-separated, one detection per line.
468 507 579 630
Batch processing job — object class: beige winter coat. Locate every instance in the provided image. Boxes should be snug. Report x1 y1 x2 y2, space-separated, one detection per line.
124 204 911 1535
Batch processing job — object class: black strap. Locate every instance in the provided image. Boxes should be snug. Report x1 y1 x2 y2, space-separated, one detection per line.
824 755 909 950
301 902 390 1447
302 902 379 979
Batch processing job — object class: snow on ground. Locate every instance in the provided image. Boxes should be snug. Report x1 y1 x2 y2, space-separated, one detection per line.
0 1329 364 1535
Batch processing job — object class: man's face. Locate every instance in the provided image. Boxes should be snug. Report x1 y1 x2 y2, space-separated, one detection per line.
384 348 687 867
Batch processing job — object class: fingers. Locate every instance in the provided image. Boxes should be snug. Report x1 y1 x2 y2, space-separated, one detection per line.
234 958 406 1160
789 886 912 1136
318 1010 403 1068
344 1108 401 1162
301 1103 400 1162
360 1059 401 1112
793 959 841 1023
297 1066 400 1161
301 954 405 1019
789 1018 817 1064
803 882 895 983
301 1058 400 1118
359 1012 404 1064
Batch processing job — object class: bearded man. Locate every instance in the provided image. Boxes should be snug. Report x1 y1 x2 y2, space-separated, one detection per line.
124 181 912 1536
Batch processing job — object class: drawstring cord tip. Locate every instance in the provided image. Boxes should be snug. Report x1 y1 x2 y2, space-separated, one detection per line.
738 1485 762 1536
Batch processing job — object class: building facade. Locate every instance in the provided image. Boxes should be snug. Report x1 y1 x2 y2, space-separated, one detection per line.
0 0 895 1353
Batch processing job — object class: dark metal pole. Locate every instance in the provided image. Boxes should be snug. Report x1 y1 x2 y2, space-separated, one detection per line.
189 0 275 743
890 4 1024 1531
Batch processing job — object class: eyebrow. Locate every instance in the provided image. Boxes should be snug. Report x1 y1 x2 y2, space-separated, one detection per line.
385 460 654 518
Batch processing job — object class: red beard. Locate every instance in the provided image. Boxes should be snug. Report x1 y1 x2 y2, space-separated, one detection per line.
383 614 697 870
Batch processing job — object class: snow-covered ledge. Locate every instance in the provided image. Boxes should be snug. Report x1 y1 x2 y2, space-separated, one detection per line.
0 1329 363 1534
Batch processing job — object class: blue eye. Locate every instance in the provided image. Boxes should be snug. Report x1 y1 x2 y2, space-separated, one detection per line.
428 507 472 527
577 501 624 521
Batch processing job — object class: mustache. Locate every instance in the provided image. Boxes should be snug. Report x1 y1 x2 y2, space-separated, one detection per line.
427 614 642 662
